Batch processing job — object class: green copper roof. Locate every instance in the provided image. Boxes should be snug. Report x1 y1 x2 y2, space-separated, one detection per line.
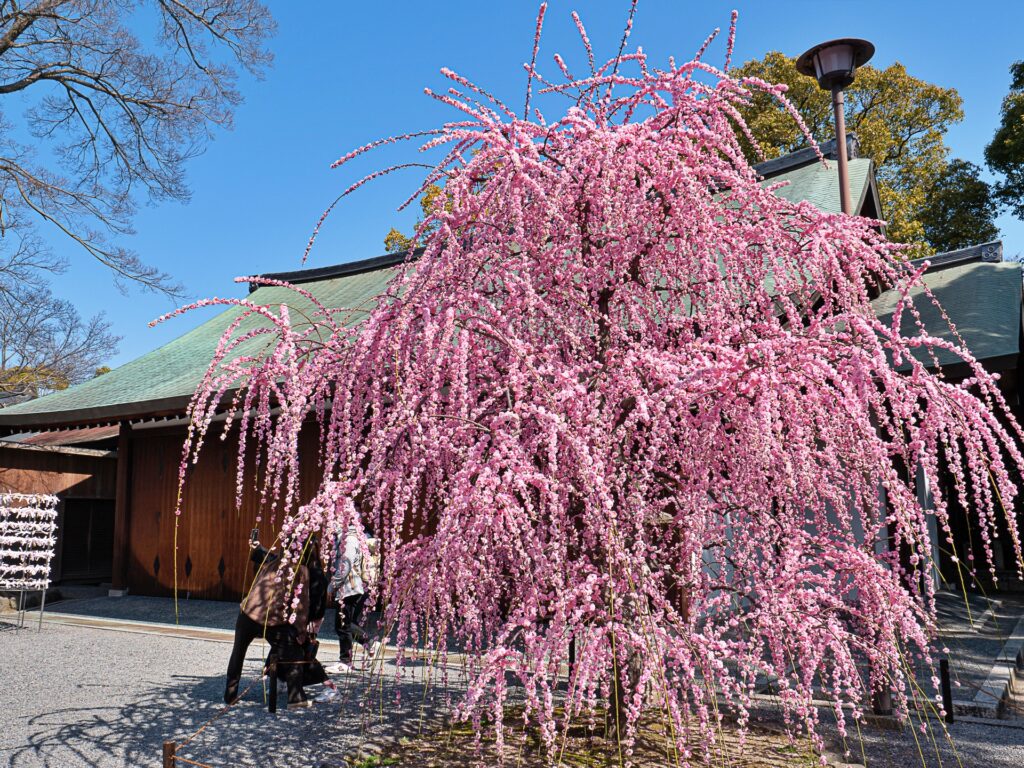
873 261 1023 372
0 259 400 428
766 157 875 216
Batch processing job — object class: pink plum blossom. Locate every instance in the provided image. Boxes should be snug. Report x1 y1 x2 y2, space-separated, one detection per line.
167 8 1023 762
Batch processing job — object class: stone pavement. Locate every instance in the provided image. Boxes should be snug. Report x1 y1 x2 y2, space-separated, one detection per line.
931 590 1024 717
43 593 242 631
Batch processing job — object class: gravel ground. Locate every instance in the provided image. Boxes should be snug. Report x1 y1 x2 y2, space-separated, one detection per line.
814 714 1024 767
0 620 457 768
2 617 1023 768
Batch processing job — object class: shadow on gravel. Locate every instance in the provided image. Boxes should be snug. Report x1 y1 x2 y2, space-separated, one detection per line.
9 663 458 768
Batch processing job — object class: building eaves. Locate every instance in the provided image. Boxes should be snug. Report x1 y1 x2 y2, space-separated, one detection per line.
0 259 400 431
3 424 120 447
873 250 1021 375
0 440 117 459
249 248 421 292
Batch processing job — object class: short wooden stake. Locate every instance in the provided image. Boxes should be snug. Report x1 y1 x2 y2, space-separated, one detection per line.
162 740 176 768
940 658 954 723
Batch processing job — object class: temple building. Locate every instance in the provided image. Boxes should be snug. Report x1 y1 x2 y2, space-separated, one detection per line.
1 138 1019 600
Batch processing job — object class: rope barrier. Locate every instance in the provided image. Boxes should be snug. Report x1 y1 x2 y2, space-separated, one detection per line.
159 638 1020 768
162 676 261 767
162 656 338 766
171 754 219 768
176 679 259 750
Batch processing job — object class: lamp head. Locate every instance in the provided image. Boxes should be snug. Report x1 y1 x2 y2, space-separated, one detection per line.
796 38 874 90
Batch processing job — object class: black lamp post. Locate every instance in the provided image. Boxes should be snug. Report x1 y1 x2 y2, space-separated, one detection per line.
796 39 875 214
798 44 894 714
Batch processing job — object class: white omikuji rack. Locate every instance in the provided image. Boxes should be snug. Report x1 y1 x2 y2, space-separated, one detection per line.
0 493 59 631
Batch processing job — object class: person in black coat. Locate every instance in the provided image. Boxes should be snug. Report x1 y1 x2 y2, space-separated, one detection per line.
224 541 312 707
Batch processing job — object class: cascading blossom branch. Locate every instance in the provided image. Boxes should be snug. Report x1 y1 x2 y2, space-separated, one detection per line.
170 6 1024 761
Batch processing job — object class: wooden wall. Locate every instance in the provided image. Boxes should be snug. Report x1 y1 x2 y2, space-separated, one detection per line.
0 443 118 585
125 424 324 601
0 444 116 498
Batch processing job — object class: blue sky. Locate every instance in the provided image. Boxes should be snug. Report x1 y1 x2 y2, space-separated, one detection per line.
44 1 1024 366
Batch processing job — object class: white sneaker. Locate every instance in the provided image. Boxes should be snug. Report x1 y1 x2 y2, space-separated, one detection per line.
366 640 383 658
314 686 339 703
324 661 352 675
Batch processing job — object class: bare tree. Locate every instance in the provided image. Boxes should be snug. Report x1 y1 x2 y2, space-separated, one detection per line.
0 0 274 295
0 277 119 402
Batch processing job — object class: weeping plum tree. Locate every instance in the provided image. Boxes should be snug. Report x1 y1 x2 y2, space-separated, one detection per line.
170 5 1023 760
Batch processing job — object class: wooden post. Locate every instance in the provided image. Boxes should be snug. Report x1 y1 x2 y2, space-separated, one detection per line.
111 422 133 592
872 688 893 716
162 740 176 767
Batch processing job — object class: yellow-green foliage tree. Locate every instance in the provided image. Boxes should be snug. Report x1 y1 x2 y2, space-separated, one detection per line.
733 53 965 256
384 184 445 253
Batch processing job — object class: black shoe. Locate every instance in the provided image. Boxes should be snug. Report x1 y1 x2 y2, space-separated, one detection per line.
224 682 239 705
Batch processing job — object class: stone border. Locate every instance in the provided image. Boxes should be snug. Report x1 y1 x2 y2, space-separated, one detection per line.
14 606 347 651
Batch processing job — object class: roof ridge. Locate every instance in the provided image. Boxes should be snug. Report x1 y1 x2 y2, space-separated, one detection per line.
249 247 423 292
754 134 860 180
908 240 1004 272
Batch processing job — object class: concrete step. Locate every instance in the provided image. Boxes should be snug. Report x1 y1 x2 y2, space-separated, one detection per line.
1011 670 1024 696
1001 658 1024 720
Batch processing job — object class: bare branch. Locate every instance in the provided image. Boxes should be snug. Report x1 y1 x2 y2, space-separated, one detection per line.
0 0 275 294
0 273 120 402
